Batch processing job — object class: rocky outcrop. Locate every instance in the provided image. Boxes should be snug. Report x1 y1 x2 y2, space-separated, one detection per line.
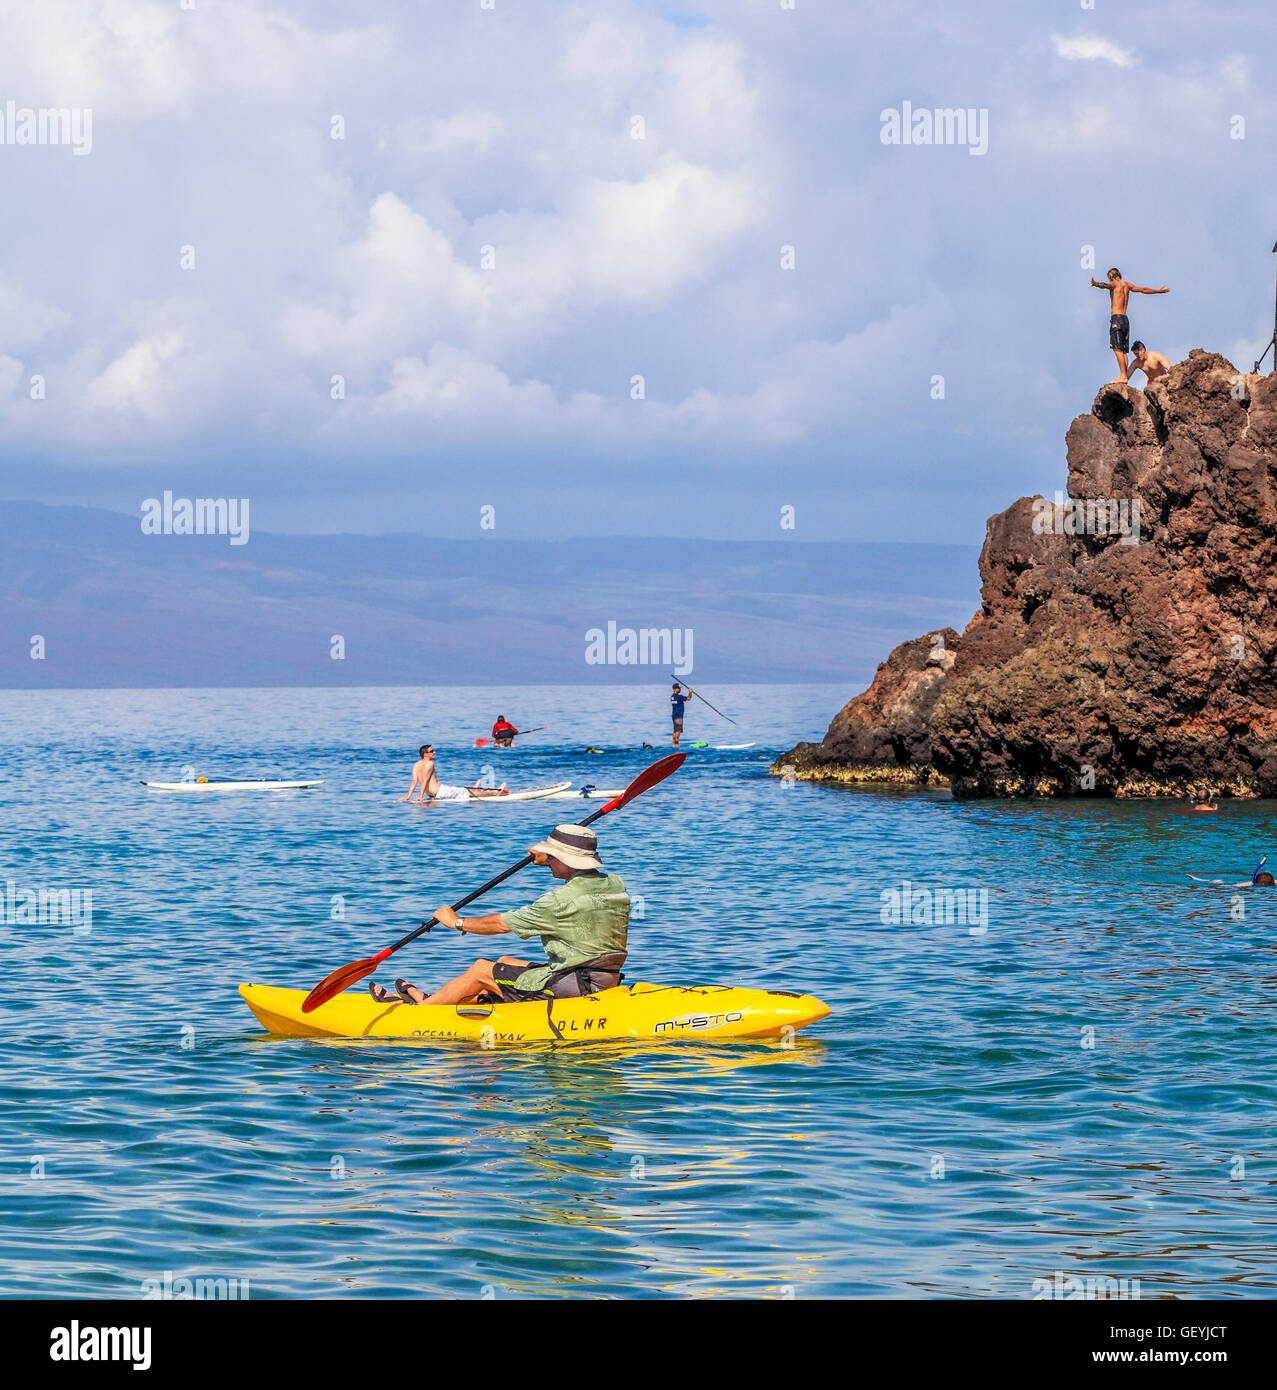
778 630 957 785
776 351 1277 797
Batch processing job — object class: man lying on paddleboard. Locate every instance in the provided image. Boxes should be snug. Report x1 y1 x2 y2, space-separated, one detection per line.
370 824 629 1005
400 745 508 803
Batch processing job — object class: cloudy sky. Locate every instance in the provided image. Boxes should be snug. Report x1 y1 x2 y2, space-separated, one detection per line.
1 0 1275 541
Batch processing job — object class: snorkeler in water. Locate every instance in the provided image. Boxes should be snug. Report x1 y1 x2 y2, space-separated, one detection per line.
1188 855 1274 887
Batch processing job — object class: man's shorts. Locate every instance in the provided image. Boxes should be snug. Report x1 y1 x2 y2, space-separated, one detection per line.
1109 314 1129 352
431 783 471 801
488 959 622 1002
672 716 684 732
490 959 553 1001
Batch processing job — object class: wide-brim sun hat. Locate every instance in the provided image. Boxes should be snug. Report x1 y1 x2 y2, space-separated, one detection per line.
530 824 603 870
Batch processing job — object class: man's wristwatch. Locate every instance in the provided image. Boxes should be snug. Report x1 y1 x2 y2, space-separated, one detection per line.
454 918 465 933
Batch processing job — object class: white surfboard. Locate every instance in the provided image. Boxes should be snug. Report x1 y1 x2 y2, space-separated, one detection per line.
142 779 325 792
427 780 574 804
543 787 624 801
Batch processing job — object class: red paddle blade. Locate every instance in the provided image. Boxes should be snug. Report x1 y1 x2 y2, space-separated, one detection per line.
301 755 681 1012
302 949 390 1013
599 752 685 813
474 738 491 747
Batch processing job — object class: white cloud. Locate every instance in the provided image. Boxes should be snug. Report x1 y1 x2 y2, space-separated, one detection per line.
378 346 556 419
1051 34 1135 68
0 275 69 346
85 331 187 418
1 0 1274 542
0 0 386 116
0 355 25 397
398 109 505 158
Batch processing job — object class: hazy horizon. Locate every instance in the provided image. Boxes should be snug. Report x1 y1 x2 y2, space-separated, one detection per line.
2 500 980 690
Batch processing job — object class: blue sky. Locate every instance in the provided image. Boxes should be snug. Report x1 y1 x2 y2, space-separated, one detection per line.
2 0 1275 541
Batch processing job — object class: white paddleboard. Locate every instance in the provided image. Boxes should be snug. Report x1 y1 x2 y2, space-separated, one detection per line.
142 779 325 792
427 780 573 804
543 787 624 801
713 743 756 750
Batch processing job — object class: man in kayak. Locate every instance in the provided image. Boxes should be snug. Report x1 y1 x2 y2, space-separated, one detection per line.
491 716 518 747
400 746 507 803
370 824 629 1004
670 681 694 747
1089 267 1169 382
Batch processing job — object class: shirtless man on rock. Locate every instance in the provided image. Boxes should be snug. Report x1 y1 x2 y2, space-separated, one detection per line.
1127 341 1172 385
1090 267 1169 383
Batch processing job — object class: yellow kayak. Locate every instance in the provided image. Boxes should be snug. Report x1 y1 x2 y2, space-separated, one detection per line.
239 981 830 1044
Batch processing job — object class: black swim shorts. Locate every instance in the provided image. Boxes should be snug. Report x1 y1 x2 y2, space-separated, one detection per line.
489 960 552 1002
1109 314 1129 352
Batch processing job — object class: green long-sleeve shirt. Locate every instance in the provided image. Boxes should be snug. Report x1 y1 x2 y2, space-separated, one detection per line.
501 871 629 992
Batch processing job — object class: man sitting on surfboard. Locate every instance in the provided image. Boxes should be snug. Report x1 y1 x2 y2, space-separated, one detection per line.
491 716 518 748
371 824 629 1005
400 745 507 803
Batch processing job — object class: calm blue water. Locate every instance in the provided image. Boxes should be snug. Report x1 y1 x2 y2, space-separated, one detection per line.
4 684 1277 1299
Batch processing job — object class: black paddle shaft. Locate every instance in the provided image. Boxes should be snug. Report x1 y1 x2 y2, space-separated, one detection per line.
671 676 737 725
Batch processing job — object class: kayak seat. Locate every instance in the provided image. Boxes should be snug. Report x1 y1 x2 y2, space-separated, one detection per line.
548 951 628 998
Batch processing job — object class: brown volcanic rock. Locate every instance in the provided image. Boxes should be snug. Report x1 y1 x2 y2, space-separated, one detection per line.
776 351 1277 797
778 629 958 785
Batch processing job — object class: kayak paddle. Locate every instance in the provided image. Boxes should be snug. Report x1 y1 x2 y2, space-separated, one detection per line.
671 677 737 726
475 725 546 748
300 752 685 1012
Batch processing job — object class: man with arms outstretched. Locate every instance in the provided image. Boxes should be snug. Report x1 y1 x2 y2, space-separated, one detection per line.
1090 267 1169 382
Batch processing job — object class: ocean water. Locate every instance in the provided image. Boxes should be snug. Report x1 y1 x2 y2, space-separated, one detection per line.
3 683 1277 1299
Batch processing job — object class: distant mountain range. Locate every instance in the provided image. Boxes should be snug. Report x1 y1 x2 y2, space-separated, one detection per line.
1 502 980 687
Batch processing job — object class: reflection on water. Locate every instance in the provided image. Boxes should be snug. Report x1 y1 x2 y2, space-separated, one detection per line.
5 686 1277 1296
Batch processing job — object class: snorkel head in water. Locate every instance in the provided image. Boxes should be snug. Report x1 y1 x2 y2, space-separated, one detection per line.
1256 872 1275 886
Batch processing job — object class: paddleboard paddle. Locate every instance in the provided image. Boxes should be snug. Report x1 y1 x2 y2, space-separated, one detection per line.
671 677 736 726
301 753 686 1011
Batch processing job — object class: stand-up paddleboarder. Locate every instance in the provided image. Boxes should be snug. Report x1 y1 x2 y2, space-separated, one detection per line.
670 682 694 747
